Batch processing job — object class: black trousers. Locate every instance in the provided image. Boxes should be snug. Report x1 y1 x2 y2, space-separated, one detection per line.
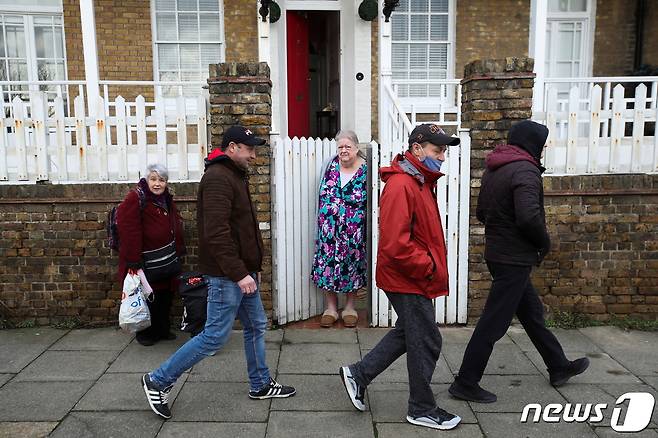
457 261 569 385
138 288 173 340
350 292 442 417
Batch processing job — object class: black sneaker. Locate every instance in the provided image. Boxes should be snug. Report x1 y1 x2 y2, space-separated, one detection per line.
339 366 366 411
248 378 296 399
449 379 497 403
406 407 461 430
549 357 590 387
142 373 173 419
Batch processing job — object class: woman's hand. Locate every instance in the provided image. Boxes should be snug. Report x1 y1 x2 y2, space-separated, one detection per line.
237 275 257 295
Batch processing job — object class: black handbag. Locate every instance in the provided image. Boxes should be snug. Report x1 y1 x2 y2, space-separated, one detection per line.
142 240 181 282
178 272 208 337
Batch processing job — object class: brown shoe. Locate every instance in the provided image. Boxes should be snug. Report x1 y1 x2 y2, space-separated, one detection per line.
320 309 338 327
341 309 358 328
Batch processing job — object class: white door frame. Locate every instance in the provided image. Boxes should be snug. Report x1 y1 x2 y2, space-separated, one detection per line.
262 0 372 141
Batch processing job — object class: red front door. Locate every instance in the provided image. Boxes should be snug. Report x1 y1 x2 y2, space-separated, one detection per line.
286 11 310 138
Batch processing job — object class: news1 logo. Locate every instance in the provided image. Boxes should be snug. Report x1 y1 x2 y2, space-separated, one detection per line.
520 392 655 432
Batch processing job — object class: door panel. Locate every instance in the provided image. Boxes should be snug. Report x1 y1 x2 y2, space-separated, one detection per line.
286 11 310 138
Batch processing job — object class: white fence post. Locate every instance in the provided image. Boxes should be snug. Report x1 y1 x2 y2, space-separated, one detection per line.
609 84 624 173
631 84 646 173
565 86 579 174
196 95 208 177
31 91 50 182
74 95 88 181
155 93 167 167
115 96 128 180
95 97 108 180
54 96 67 181
457 129 471 323
587 85 602 174
0 115 6 181
12 97 28 181
136 95 147 176
176 96 188 180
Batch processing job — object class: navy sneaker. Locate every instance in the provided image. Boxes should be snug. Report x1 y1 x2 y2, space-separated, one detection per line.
406 407 461 430
142 373 173 419
248 378 296 399
339 366 366 411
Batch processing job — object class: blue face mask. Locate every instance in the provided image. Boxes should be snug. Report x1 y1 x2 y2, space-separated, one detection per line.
422 156 444 172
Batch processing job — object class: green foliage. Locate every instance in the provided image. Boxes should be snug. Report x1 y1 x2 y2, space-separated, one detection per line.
52 317 83 330
15 319 37 329
546 310 658 331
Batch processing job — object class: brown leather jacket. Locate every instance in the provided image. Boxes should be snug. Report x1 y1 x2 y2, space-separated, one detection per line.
197 149 263 282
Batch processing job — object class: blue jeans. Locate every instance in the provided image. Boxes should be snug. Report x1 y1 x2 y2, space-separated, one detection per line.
149 274 271 392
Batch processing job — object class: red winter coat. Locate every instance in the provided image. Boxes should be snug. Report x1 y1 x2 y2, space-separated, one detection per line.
375 151 449 299
116 182 186 290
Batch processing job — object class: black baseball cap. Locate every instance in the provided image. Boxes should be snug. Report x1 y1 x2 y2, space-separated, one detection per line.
408 124 460 147
221 126 267 149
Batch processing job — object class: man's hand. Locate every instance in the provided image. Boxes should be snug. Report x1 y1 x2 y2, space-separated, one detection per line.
238 275 257 295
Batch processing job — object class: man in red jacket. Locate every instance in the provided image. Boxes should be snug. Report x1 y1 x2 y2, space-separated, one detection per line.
339 124 461 431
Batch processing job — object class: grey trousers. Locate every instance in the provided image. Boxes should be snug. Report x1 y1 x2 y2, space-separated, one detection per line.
350 292 442 417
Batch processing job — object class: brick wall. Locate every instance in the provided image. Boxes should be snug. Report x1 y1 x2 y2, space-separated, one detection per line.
539 176 658 320
642 1 658 68
223 0 259 62
593 0 636 76
207 62 273 314
0 183 198 326
455 0 530 79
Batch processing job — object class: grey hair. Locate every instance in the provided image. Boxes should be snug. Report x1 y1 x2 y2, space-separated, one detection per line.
146 163 169 181
335 129 359 145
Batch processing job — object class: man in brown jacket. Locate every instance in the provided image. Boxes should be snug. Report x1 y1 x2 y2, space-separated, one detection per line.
142 126 295 420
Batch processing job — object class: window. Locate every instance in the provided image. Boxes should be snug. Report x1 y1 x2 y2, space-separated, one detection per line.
152 0 224 96
390 0 454 99
0 12 66 101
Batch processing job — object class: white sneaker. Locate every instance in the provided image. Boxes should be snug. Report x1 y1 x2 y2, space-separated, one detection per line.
339 366 366 411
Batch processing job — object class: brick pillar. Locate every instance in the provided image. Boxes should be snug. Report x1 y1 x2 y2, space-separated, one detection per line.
461 57 535 322
207 62 274 317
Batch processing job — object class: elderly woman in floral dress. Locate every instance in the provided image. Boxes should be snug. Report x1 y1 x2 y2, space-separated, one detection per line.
311 130 368 327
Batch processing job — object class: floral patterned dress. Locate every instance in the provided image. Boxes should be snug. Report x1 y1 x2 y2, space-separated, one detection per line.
311 156 368 293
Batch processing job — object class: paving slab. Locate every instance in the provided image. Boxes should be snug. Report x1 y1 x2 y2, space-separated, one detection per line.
525 350 643 385
219 330 283 350
356 328 392 350
188 349 280 382
50 327 133 351
597 383 658 428
507 326 602 353
283 328 357 344
579 327 658 376
278 343 361 374
157 422 267 438
0 381 92 421
105 336 192 372
268 374 356 411
49 411 163 438
442 343 540 376
554 383 618 427
73 372 187 411
476 412 597 438
0 328 66 373
593 428 658 438
376 423 484 438
0 374 13 388
368 382 477 424
265 411 374 438
440 326 513 345
360 349 453 383
171 381 271 422
13 350 118 382
466 375 566 413
0 422 58 438
644 376 658 392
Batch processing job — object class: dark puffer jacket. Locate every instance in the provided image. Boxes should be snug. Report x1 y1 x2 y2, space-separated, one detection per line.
477 120 551 266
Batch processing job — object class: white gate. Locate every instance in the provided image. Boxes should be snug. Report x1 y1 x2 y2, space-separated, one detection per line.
271 132 471 326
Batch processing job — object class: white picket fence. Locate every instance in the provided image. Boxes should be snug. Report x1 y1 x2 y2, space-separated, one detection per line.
271 133 471 327
533 80 658 175
0 91 208 183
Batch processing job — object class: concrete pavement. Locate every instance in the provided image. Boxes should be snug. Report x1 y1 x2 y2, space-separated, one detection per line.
0 325 656 437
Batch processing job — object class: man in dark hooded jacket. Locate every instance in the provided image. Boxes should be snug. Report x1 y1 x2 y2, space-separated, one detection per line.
448 120 589 404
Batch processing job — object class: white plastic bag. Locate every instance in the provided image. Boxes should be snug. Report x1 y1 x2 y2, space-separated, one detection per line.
119 272 152 333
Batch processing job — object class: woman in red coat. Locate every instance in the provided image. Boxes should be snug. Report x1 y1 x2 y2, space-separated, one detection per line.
117 164 186 346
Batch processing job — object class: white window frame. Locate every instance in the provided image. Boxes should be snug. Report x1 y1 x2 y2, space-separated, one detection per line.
545 0 596 79
150 0 226 98
0 8 68 103
390 0 456 111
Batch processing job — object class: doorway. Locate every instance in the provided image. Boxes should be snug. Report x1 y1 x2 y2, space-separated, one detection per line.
286 11 340 139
